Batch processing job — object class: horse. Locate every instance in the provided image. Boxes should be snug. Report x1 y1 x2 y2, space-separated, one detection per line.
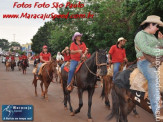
17 60 22 71
106 63 163 122
100 60 137 109
61 49 107 122
6 60 11 71
21 59 28 74
11 60 16 71
32 59 57 101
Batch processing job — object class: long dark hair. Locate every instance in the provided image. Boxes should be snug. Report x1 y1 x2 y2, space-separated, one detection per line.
135 23 157 36
74 39 82 45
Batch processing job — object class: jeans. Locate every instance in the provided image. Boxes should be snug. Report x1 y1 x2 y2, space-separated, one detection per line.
36 63 42 76
137 59 160 116
61 62 66 70
113 62 121 82
67 60 78 85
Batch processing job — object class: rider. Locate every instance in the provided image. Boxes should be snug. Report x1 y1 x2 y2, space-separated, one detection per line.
5 54 10 65
61 46 71 70
108 37 128 81
67 32 88 91
21 52 29 67
11 54 16 66
18 55 22 66
56 52 64 61
36 45 51 79
134 15 163 118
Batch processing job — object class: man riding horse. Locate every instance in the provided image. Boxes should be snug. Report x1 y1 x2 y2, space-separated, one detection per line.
36 45 51 80
108 37 128 81
66 32 88 91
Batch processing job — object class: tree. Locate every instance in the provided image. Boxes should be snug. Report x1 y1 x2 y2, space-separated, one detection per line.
0 39 10 50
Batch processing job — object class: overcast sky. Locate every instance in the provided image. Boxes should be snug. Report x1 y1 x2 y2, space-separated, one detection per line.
0 0 67 44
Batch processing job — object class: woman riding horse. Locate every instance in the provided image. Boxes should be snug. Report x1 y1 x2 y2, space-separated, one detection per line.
36 45 51 79
66 32 88 91
135 15 163 119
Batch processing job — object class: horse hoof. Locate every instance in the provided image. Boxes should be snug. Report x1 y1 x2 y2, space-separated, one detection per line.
134 114 140 118
70 112 75 116
64 107 68 110
88 119 93 122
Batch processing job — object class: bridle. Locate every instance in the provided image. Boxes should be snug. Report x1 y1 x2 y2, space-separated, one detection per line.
84 51 107 76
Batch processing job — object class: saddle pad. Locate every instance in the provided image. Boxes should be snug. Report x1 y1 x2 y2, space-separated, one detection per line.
129 68 148 92
38 63 47 75
64 61 84 73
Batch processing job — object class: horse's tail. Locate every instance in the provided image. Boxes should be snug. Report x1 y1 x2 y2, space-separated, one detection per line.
106 85 120 120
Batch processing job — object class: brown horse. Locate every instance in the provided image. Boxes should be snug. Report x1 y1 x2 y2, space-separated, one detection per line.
32 59 57 101
6 60 11 71
61 49 107 122
11 60 16 71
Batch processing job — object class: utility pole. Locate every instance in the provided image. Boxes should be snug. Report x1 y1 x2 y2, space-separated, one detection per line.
13 34 16 42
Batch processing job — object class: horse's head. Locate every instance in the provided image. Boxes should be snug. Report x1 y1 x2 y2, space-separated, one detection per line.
51 58 58 73
96 49 107 76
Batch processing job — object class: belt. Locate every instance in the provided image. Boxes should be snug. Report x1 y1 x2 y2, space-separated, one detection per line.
137 56 146 61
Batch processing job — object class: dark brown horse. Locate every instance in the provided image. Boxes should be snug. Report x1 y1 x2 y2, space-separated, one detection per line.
106 64 156 122
21 59 28 74
11 60 16 71
61 49 107 122
101 60 137 109
32 59 57 101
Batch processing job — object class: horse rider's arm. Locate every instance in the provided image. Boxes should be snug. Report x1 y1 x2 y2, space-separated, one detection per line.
108 54 111 61
49 55 52 61
61 49 66 54
71 50 81 54
40 56 46 63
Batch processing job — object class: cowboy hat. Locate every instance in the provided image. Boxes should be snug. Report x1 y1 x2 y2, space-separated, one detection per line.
118 37 127 42
140 15 163 27
72 32 83 41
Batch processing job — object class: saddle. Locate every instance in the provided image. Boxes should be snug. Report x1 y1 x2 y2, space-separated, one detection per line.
32 63 47 75
64 61 84 73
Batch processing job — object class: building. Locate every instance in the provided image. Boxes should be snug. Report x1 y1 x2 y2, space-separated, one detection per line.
21 43 34 57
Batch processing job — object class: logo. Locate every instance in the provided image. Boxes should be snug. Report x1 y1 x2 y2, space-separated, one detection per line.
2 105 33 121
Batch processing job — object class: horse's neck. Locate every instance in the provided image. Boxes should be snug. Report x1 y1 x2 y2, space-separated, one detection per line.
84 53 97 72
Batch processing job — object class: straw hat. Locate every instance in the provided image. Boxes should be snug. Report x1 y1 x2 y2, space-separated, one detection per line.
118 37 127 42
140 15 163 27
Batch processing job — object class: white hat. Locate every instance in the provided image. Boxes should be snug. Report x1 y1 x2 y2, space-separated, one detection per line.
140 15 163 27
118 37 127 42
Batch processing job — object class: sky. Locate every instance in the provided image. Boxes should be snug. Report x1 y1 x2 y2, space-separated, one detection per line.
0 0 67 45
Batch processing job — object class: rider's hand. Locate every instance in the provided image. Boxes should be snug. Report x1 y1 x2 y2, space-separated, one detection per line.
158 31 163 39
109 60 112 64
124 58 128 62
78 50 83 54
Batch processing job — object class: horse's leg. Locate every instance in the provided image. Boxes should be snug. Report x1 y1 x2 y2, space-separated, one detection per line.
40 81 45 98
87 88 95 122
63 87 68 110
74 89 83 114
133 106 139 118
104 76 111 109
44 82 50 101
67 92 73 115
33 75 38 96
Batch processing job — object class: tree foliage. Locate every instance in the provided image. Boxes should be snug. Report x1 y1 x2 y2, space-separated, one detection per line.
31 0 163 61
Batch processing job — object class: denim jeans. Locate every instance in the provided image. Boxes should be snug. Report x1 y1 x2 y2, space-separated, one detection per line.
113 62 121 82
61 62 66 70
36 63 42 76
137 59 160 116
67 60 78 85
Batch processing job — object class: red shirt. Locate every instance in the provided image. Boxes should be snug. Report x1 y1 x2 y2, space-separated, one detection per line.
109 45 126 63
40 52 51 63
70 42 87 61
6 56 9 60
19 56 22 60
11 56 15 60
63 53 71 61
22 55 28 59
